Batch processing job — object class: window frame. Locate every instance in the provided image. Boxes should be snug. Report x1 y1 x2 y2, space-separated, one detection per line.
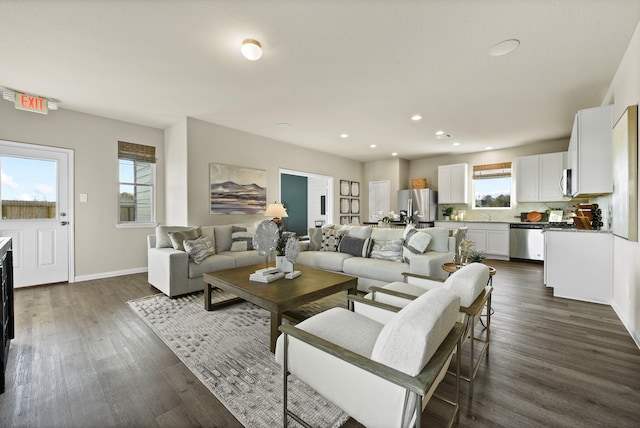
472 162 513 210
117 142 157 228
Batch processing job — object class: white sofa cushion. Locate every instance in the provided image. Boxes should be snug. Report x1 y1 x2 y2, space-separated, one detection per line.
421 227 449 253
370 228 404 241
341 225 373 239
342 257 407 284
371 288 459 376
296 251 353 272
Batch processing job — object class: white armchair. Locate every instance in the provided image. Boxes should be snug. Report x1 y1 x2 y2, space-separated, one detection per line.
354 262 492 398
275 288 465 428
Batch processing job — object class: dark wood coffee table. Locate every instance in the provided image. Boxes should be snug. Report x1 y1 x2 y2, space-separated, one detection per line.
203 264 357 352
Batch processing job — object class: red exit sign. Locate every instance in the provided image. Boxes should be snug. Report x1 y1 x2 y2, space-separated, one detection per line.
15 92 48 114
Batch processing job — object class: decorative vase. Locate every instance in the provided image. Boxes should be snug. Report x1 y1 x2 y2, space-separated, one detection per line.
276 255 293 273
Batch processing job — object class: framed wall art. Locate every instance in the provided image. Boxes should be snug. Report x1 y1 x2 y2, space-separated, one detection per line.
209 163 266 214
350 181 360 197
340 198 351 214
340 216 351 225
340 180 351 196
350 216 360 224
350 198 360 214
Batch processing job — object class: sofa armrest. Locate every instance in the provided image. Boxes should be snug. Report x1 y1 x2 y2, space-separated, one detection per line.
147 247 189 297
147 234 156 249
408 251 454 281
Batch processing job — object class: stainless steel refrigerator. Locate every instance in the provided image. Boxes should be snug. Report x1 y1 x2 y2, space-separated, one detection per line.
397 189 437 222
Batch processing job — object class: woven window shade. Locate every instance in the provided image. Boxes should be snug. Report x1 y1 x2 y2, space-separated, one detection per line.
118 141 156 163
473 162 512 179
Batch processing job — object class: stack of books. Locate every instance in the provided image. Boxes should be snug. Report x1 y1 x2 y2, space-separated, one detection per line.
249 267 285 283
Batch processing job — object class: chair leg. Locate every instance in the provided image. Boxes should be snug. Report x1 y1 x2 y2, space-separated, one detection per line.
283 334 289 428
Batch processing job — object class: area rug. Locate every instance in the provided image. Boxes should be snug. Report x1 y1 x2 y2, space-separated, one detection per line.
127 290 350 427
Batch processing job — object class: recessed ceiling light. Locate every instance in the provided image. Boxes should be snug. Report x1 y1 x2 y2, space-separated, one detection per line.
276 122 291 128
435 130 446 136
485 146 493 150
452 142 461 146
489 39 520 57
340 133 349 138
411 114 422 121
241 39 262 60
369 144 377 148
391 152 398 156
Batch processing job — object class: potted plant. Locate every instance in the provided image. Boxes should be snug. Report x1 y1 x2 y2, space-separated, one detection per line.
442 206 454 220
276 231 296 272
468 249 486 263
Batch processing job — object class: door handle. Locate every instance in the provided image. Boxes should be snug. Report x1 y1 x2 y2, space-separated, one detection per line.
60 221 69 226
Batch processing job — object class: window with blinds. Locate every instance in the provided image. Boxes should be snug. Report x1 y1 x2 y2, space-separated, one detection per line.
473 162 512 208
118 141 156 224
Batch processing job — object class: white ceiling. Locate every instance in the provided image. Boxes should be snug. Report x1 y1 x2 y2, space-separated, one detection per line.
2 1 640 162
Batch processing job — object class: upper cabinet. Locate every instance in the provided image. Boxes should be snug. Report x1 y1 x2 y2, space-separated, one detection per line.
568 105 613 197
438 163 468 204
516 152 566 202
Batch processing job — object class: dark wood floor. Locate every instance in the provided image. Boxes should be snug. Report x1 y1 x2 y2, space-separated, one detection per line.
1 260 639 427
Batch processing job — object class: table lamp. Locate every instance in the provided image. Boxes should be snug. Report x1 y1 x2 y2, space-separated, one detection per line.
265 202 288 232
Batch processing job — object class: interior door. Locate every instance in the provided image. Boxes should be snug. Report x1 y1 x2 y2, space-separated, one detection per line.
0 141 72 287
368 180 390 222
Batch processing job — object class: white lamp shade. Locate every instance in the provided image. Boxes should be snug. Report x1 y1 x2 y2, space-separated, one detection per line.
241 39 262 60
264 203 288 218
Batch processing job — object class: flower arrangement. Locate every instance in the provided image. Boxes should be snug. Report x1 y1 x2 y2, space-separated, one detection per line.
276 231 296 256
378 210 398 223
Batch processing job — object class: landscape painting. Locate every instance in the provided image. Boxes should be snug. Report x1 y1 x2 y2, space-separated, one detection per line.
209 163 267 214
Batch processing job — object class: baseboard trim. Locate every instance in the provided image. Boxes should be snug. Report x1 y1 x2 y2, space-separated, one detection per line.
611 300 640 351
74 267 148 283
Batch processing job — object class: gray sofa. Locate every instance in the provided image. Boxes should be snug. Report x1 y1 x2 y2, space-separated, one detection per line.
296 225 455 292
147 222 266 297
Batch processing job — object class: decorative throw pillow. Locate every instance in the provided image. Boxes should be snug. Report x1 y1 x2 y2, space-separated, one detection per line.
338 235 373 257
402 226 432 262
369 238 404 262
168 227 202 251
421 227 449 253
183 235 215 264
230 226 255 252
321 228 344 252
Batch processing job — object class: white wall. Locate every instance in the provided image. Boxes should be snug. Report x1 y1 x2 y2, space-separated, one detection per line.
176 118 362 227
164 119 188 225
307 176 327 228
603 20 640 347
0 101 164 279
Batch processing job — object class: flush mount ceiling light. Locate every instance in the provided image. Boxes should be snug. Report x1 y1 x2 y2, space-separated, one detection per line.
435 130 452 139
369 144 377 148
452 142 461 146
411 114 422 121
489 39 520 57
340 133 349 138
241 39 262 60
391 152 398 157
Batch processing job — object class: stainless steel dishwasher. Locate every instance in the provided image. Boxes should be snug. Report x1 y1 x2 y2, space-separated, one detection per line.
509 223 545 261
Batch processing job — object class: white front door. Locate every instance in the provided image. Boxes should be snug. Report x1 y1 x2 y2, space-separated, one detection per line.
0 141 73 287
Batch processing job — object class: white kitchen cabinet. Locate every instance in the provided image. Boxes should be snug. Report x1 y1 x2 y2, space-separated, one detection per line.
544 230 612 303
516 152 566 202
438 163 468 204
466 222 509 259
434 221 510 259
568 105 613 197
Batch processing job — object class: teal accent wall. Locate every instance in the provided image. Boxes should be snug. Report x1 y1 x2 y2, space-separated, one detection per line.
281 173 308 236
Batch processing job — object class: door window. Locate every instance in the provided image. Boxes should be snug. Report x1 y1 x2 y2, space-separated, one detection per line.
1 155 57 220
